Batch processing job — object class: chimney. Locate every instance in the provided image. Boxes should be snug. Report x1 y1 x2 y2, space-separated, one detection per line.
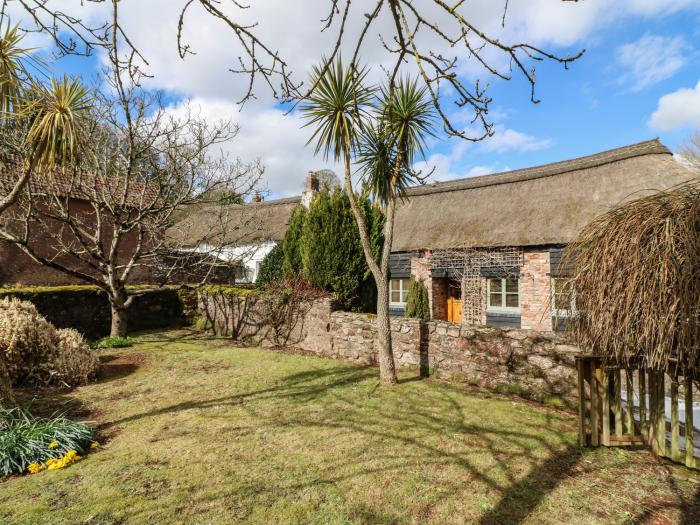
252 193 263 203
301 171 319 208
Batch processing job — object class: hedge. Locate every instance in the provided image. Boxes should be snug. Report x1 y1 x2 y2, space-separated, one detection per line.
0 285 196 340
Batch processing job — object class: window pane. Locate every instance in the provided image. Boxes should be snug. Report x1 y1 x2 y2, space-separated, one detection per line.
505 293 519 308
505 278 518 293
489 293 502 308
390 280 399 293
489 278 502 293
391 290 401 303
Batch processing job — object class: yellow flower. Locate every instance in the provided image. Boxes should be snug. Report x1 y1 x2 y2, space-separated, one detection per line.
48 441 59 450
45 450 82 471
27 463 44 474
90 441 99 449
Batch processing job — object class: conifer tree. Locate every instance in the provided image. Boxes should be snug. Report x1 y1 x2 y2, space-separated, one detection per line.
255 244 284 288
282 205 306 275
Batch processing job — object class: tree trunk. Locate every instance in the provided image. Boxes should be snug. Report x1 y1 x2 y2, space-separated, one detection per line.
375 274 397 385
341 136 397 385
110 302 128 338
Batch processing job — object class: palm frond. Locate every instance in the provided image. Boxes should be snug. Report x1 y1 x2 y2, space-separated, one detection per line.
24 75 92 171
0 22 37 125
300 56 374 162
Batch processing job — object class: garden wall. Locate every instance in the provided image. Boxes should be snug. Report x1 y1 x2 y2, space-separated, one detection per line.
0 286 196 339
198 291 579 402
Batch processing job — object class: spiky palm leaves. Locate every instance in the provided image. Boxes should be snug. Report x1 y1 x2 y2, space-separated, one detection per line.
0 23 35 126
301 57 373 163
25 76 91 171
358 78 436 205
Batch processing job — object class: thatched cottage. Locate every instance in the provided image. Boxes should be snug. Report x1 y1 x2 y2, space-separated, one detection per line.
168 139 697 331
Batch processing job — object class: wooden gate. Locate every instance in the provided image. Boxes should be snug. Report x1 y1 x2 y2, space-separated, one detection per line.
447 297 462 324
576 356 698 469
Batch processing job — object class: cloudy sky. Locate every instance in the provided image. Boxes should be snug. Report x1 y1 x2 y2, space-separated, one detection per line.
11 0 700 197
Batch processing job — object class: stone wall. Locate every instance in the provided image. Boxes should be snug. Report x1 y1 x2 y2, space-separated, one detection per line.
198 291 579 402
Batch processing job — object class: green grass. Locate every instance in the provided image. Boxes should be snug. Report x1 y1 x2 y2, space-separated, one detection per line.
94 336 140 349
1 329 699 524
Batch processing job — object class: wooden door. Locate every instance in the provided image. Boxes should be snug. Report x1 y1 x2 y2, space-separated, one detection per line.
447 297 462 324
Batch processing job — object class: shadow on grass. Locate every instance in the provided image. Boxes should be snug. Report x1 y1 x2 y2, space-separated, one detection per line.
24 337 700 524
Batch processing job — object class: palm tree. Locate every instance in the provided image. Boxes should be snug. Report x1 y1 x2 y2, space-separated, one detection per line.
0 24 91 214
302 58 436 385
0 25 90 413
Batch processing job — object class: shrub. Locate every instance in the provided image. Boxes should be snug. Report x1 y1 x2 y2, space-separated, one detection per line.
0 298 99 387
0 407 94 476
94 336 139 349
405 278 430 321
255 244 284 288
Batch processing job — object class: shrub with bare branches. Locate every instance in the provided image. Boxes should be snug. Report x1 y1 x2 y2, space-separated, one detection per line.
563 181 700 377
0 298 98 387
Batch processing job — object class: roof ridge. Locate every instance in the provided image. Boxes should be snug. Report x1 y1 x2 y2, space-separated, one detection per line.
405 138 670 197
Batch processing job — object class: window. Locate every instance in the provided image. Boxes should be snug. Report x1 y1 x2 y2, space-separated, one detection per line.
487 277 519 311
390 278 410 306
552 277 576 316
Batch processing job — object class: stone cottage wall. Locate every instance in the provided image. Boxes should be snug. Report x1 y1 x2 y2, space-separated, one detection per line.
198 292 579 401
519 250 553 331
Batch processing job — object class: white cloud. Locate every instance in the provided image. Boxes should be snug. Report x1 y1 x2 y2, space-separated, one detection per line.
9 0 700 194
164 98 340 197
649 80 700 131
478 126 552 154
616 34 688 91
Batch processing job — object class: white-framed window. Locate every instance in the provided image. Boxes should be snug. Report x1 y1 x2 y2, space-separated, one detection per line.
487 277 519 311
551 277 576 317
390 278 410 307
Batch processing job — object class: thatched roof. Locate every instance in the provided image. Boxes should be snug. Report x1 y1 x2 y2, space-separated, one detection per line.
167 139 697 251
166 196 301 248
393 139 697 251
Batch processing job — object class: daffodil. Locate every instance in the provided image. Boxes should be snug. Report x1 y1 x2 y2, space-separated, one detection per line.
90 441 99 449
27 463 44 474
48 441 59 450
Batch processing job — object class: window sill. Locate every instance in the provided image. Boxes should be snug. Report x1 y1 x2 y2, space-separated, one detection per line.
486 308 521 314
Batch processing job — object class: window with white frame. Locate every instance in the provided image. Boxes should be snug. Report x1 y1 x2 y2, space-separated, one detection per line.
487 277 519 311
390 278 410 306
551 277 576 317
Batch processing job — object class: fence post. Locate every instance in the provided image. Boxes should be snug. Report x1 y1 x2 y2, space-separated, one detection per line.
649 371 656 450
625 370 634 434
685 378 695 468
614 369 623 437
657 372 667 457
591 362 600 446
602 369 610 446
577 358 587 446
639 367 647 437
671 377 680 461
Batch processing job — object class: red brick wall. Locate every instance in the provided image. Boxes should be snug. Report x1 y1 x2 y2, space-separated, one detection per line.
519 250 553 331
0 198 152 286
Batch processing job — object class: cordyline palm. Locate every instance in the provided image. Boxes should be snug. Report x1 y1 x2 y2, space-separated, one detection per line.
302 58 436 385
0 22 36 126
25 75 91 171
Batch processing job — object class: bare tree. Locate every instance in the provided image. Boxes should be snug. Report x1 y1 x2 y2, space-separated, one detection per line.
0 56 261 339
679 133 700 174
3 1 583 136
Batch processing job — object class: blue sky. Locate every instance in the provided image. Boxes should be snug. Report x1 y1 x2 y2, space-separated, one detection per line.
19 0 700 197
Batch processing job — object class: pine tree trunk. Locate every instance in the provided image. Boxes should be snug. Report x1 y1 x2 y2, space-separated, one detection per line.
375 274 397 384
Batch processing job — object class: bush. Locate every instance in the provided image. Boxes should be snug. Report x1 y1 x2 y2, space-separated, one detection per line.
94 336 139 349
0 298 99 387
405 278 430 321
0 407 94 476
255 244 284 288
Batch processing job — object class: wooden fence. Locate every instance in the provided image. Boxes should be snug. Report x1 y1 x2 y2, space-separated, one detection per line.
576 356 698 469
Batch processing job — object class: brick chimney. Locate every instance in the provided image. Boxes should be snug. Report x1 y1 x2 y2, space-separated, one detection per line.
252 193 264 203
301 171 319 208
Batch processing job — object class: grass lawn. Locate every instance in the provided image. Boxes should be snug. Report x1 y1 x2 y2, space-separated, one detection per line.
2 330 700 524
